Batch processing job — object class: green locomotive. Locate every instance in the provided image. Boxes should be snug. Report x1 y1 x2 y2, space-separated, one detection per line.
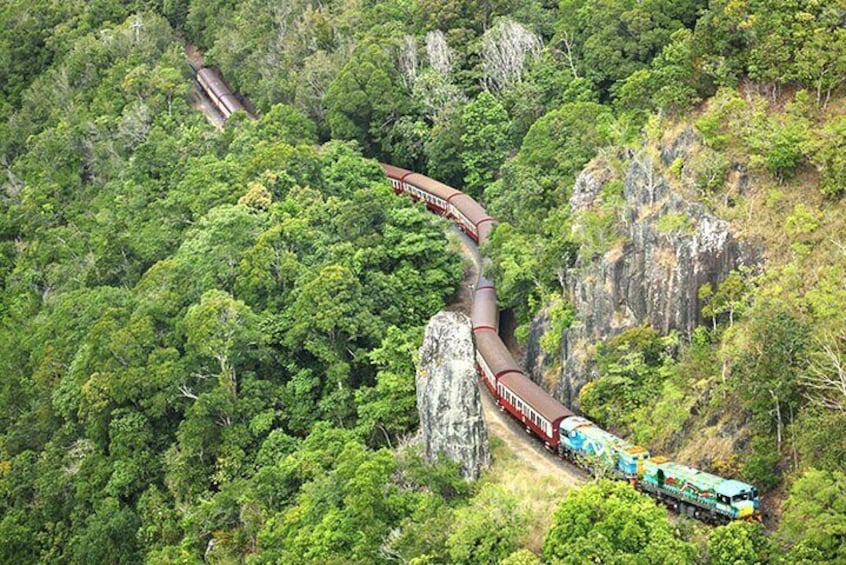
641 456 760 522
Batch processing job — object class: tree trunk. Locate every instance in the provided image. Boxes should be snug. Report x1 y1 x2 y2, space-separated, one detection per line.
770 389 782 452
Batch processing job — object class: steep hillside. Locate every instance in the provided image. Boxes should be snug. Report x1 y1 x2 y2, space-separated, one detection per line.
524 95 846 523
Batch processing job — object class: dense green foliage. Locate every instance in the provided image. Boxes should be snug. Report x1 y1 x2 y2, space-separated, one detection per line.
778 468 846 563
2 0 846 563
707 521 775 565
542 480 696 564
0 10 478 562
579 326 678 435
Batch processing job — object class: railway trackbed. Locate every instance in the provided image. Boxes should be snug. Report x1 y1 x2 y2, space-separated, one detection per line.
448 226 585 485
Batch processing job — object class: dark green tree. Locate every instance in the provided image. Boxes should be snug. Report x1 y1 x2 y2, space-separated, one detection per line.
543 480 695 564
324 43 409 155
708 521 774 564
460 91 512 198
779 468 846 563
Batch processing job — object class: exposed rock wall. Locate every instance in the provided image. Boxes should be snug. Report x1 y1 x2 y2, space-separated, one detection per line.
526 128 761 409
417 311 490 480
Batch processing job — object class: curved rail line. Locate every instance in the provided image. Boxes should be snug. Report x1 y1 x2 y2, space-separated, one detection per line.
193 66 761 524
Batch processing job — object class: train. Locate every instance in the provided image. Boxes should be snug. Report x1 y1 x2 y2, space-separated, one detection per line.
195 67 247 119
381 165 760 524
196 66 761 524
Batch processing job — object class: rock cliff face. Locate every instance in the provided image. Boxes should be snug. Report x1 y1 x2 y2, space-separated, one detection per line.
417 311 490 480
526 128 761 409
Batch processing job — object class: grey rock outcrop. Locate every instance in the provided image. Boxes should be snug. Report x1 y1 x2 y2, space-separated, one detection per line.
417 311 490 480
526 129 761 409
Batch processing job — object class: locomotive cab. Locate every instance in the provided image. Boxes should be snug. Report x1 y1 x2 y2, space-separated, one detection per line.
619 447 650 479
715 480 760 518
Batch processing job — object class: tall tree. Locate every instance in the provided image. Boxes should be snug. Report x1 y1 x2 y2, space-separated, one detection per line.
460 91 512 198
324 43 409 155
543 480 695 564
779 468 846 563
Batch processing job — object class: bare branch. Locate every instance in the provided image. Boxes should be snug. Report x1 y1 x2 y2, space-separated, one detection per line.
831 237 846 258
397 35 419 91
379 528 409 564
425 30 454 78
481 19 542 92
559 30 579 79
179 384 198 400
802 332 846 412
